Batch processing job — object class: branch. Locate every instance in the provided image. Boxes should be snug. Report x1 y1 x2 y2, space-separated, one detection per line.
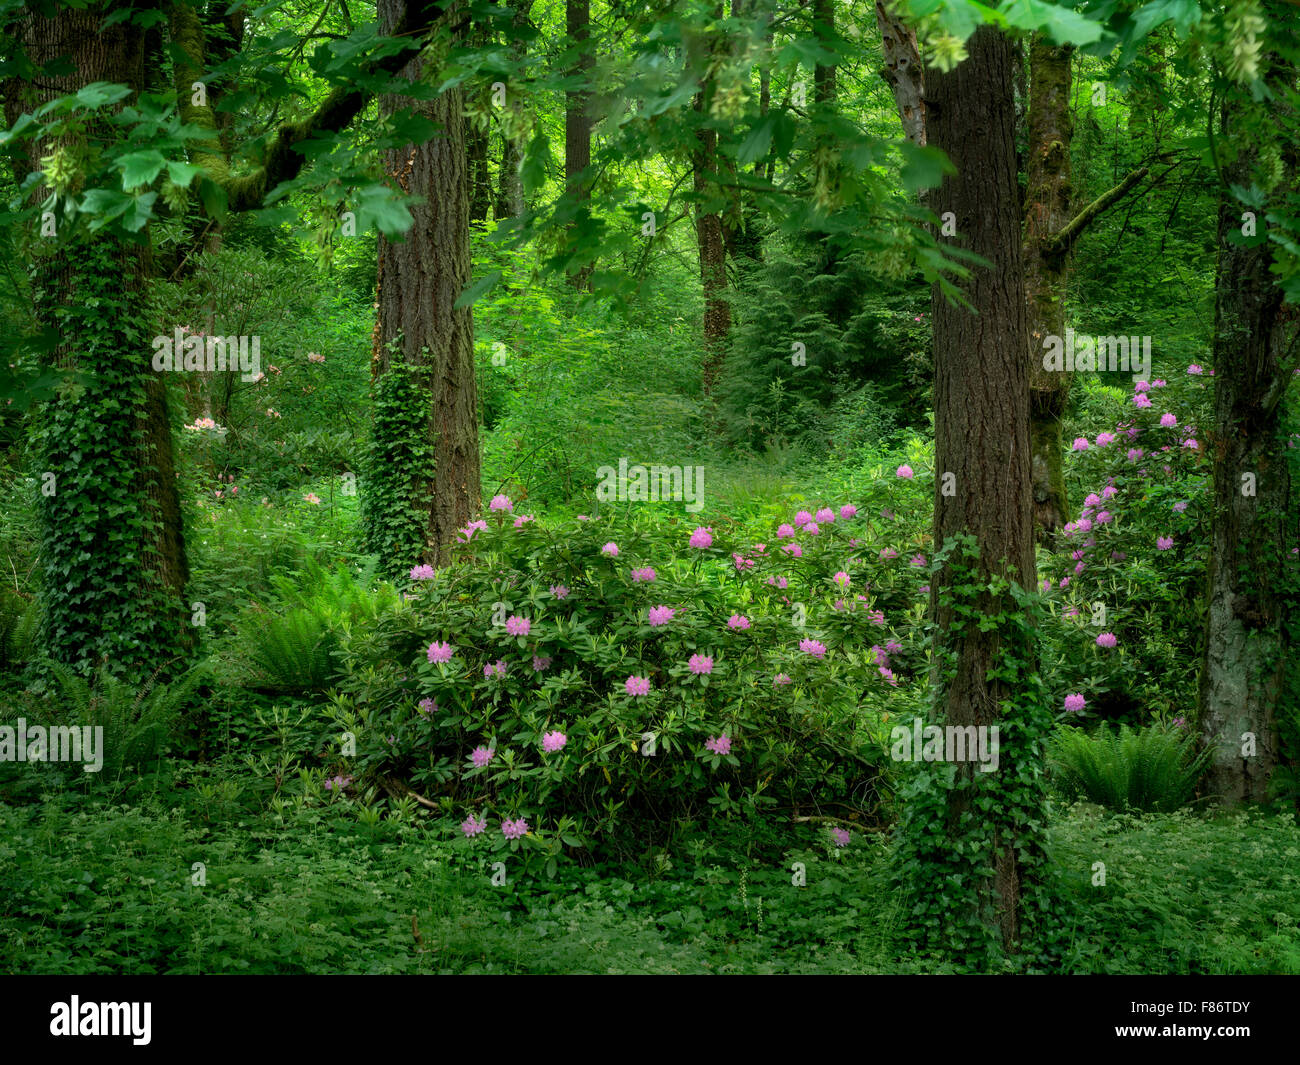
167 0 448 214
1042 155 1175 255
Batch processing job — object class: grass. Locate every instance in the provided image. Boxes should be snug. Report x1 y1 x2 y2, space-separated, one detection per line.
3 767 1297 974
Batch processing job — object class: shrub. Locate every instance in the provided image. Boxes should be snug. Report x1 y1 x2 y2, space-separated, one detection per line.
327 496 938 864
1048 722 1212 812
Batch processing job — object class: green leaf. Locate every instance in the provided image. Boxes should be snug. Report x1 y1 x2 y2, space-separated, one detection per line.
354 184 414 237
899 141 955 194
455 271 503 309
117 150 166 190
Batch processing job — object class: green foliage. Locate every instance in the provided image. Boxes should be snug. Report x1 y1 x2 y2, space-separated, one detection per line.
1049 722 1212 812
719 237 930 450
0 588 37 673
329 502 913 863
26 239 189 683
236 557 404 694
360 356 435 580
892 534 1056 968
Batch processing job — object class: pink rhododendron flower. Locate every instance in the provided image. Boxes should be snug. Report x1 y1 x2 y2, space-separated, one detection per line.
1071 437 1089 451
1096 633 1117 648
782 542 803 557
1134 380 1150 392
484 660 508 678
1133 393 1152 408
833 571 851 588
541 730 567 753
688 654 714 675
831 828 850 847
550 584 570 599
461 815 487 837
501 818 529 840
1157 536 1174 550
427 641 454 664
799 638 827 658
896 464 914 479
815 507 835 524
879 547 898 561
1085 493 1101 507
1187 364 1203 375
704 735 732 755
648 605 676 626
840 504 858 519
513 514 534 527
727 614 751 630
625 675 650 696
777 523 796 539
804 521 820 535
489 494 513 512
1064 693 1086 713
470 746 495 768
631 566 656 582
1102 485 1118 499
601 542 619 556
532 655 552 671
418 697 437 716
505 615 531 636
910 554 927 568
1173 500 1188 513
1096 432 1116 447
410 564 435 580
689 526 714 549
1160 412 1178 428
773 673 792 686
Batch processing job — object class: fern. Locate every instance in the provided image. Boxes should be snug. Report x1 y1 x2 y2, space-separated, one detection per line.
1050 723 1213 813
43 661 200 778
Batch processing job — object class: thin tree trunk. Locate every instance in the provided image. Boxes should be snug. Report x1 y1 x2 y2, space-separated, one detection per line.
874 1 925 145
691 5 730 392
565 0 593 289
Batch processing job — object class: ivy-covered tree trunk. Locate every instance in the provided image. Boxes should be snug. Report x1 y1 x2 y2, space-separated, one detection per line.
911 25 1044 953
1198 68 1298 804
5 6 191 681
364 0 479 572
1024 37 1074 537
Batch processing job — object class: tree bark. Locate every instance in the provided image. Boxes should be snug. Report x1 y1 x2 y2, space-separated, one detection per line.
368 0 479 569
1024 37 1074 537
691 6 730 392
874 1 925 146
1198 59 1298 804
928 25 1036 949
565 0 593 288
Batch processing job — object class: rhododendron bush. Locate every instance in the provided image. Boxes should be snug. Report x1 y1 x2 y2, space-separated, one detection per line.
328 495 935 859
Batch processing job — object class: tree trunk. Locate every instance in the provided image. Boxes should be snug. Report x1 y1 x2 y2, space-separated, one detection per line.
812 0 836 105
927 25 1038 950
494 2 531 223
1024 37 1074 537
4 6 191 681
467 122 492 224
366 0 479 572
874 1 925 146
691 6 730 392
1198 71 1298 804
565 0 593 289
